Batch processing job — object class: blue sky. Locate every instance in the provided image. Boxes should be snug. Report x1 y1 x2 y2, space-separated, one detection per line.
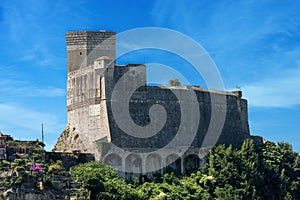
0 0 299 152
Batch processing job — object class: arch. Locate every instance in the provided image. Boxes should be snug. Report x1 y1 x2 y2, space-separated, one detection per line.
184 154 200 174
166 154 181 175
125 154 142 173
146 153 162 178
125 154 142 181
104 153 122 171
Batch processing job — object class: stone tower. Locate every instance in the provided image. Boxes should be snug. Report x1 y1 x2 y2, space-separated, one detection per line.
66 31 116 73
64 31 116 155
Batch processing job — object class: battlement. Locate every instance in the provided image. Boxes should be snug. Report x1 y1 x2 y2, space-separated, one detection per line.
66 31 116 46
157 86 243 97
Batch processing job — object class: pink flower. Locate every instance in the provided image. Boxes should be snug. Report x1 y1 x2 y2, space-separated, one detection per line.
29 163 42 174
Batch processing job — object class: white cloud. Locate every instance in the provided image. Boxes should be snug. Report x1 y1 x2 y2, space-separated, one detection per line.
0 103 64 142
1 1 66 70
242 67 300 108
151 0 300 109
150 0 300 76
0 79 65 97
35 87 65 97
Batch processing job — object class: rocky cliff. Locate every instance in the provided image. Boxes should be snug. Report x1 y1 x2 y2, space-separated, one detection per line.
52 125 88 153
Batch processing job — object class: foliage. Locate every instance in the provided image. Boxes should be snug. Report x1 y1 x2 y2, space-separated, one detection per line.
71 140 300 200
42 174 53 187
48 160 65 175
11 176 23 185
168 79 181 86
1 159 10 167
14 158 25 165
14 166 25 172
5 135 13 141
4 139 296 199
71 161 128 199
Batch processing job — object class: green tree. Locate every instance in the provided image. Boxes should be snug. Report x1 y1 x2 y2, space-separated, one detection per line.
169 79 181 86
69 140 300 200
71 161 141 200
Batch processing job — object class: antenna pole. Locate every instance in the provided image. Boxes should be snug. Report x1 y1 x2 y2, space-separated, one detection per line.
42 123 44 150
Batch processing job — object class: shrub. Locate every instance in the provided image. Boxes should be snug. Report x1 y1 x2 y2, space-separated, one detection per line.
43 174 53 187
9 176 23 186
48 160 65 175
14 166 25 172
14 158 23 164
1 160 10 167
13 177 23 185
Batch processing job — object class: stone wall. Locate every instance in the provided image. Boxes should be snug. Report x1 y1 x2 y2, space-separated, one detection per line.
45 152 95 170
105 84 250 149
65 64 112 155
7 192 55 200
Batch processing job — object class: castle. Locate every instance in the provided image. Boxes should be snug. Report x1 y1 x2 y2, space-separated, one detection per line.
54 30 253 180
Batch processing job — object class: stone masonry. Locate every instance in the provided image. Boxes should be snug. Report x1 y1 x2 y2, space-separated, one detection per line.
54 30 252 180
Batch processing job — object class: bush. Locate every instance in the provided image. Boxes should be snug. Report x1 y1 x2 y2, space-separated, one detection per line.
48 160 65 175
13 176 23 185
14 158 25 165
14 166 25 172
71 161 118 199
9 176 23 186
1 160 10 167
74 141 300 200
43 174 53 187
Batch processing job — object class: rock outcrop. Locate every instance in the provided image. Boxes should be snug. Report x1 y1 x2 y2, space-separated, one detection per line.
52 125 87 153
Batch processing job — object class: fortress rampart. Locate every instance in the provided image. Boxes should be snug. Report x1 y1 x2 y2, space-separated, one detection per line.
54 30 251 179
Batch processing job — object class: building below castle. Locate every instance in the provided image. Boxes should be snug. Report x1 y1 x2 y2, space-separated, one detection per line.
53 30 257 180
